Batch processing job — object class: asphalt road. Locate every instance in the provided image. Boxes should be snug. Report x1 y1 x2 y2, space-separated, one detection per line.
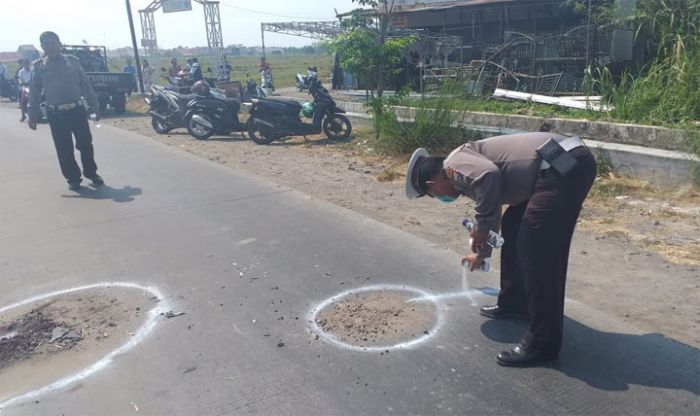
0 104 698 415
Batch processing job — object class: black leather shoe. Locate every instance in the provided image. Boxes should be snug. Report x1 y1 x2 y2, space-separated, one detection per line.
86 174 104 187
68 179 82 191
496 340 558 367
479 305 529 320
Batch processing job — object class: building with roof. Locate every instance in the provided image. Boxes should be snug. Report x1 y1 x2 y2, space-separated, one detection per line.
369 0 634 93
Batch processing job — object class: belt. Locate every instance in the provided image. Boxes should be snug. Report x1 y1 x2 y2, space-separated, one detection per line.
540 135 585 170
47 102 81 111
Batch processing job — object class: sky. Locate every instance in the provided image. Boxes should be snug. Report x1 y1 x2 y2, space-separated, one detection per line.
0 0 360 52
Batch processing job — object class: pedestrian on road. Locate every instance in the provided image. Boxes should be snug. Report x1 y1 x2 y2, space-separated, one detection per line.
123 57 137 94
168 57 181 78
142 59 154 91
405 132 596 367
28 31 104 191
190 57 203 82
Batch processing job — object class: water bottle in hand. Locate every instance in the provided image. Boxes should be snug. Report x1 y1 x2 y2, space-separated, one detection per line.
462 219 504 248
89 113 101 129
464 242 491 272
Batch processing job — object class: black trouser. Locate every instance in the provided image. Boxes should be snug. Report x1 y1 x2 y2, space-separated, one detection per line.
498 147 597 354
46 106 97 182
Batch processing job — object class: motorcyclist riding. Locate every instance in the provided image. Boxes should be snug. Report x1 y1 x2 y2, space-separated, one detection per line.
168 57 181 78
190 58 203 82
17 58 32 122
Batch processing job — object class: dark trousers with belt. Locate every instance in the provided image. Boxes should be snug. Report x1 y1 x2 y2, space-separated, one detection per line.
47 106 97 183
497 147 597 353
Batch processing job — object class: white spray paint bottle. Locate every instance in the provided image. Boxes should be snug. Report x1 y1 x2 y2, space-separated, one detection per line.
462 219 505 272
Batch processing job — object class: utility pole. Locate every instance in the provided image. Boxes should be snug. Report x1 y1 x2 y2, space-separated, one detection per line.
126 0 145 94
585 0 592 68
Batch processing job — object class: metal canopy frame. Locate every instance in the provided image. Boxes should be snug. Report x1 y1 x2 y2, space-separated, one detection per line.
259 20 462 60
138 0 224 57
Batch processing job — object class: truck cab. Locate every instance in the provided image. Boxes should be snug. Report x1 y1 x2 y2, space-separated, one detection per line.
61 45 133 114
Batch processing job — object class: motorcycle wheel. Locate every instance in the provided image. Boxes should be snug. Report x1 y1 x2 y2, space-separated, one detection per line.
323 114 352 141
247 118 275 145
151 116 172 134
186 113 214 140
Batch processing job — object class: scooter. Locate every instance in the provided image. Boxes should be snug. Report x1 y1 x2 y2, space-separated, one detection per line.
19 81 29 121
243 72 265 101
247 77 351 145
295 66 317 92
146 85 195 134
0 78 19 102
183 92 247 140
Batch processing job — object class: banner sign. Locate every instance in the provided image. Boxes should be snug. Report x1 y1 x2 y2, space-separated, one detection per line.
163 0 192 13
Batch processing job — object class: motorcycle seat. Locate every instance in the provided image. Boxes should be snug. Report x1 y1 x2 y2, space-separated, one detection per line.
258 98 302 114
260 98 301 108
173 92 197 101
220 97 241 112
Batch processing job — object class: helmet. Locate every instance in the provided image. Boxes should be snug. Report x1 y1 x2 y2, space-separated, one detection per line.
192 80 210 96
301 101 315 118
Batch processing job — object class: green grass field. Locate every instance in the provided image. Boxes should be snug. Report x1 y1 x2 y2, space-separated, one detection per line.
111 53 335 89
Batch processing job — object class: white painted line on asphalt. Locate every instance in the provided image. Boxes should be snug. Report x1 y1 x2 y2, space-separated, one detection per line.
308 284 446 352
407 290 482 304
0 282 170 412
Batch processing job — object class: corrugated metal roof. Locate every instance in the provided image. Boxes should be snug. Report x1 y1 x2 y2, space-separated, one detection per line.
0 52 22 63
395 0 518 12
338 0 550 18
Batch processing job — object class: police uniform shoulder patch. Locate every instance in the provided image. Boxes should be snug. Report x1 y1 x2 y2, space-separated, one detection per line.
444 166 467 185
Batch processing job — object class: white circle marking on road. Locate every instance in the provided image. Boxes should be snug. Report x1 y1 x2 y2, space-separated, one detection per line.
0 281 170 411
308 284 446 352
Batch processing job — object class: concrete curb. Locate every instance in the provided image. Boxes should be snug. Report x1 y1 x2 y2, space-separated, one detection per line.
273 97 699 187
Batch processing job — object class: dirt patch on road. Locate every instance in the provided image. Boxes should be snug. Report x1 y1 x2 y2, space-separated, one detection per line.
315 290 436 348
0 287 156 402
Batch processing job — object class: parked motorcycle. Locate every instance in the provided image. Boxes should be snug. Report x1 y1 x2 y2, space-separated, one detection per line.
1 78 19 102
147 83 229 135
242 72 265 101
247 77 351 145
146 85 195 134
295 66 317 92
183 82 247 140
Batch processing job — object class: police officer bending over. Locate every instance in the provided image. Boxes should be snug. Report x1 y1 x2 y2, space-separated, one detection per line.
406 132 596 367
28 31 104 191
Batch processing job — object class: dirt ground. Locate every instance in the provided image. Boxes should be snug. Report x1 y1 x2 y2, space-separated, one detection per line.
315 290 437 347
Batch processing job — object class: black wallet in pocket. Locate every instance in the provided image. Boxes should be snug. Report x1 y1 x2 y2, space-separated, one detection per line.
536 138 578 176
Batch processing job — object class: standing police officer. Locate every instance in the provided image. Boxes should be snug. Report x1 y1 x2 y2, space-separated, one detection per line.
406 132 596 367
28 31 104 191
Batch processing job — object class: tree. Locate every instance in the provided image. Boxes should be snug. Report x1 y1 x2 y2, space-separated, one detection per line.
329 0 414 99
327 1 415 138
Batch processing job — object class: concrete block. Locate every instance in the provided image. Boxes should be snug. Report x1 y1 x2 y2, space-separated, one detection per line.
585 140 698 187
